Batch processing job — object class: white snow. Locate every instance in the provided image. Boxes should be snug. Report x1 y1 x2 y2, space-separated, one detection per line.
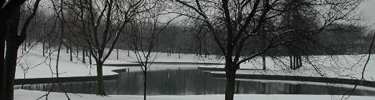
15 44 211 79
14 44 375 100
18 45 375 81
14 89 375 100
200 55 375 81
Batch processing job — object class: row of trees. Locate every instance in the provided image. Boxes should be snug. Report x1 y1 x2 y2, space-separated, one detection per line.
171 0 363 100
0 0 367 100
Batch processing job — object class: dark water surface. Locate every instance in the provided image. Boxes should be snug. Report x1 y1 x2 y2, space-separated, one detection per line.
19 69 375 96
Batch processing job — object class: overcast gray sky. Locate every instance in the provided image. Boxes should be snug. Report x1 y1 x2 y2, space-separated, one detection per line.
359 0 375 27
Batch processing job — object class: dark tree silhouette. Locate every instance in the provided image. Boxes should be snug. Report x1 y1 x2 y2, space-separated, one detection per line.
0 0 28 98
171 0 362 100
127 2 174 99
1 0 40 100
64 0 144 95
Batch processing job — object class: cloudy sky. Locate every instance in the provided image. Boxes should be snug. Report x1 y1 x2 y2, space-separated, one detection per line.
359 0 375 27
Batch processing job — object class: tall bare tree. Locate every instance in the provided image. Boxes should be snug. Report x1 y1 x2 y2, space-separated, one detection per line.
127 1 173 99
1 0 41 100
65 0 144 95
281 0 320 70
171 0 362 100
0 0 28 98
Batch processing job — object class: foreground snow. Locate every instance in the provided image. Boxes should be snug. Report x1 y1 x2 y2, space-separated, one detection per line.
13 44 375 100
14 43 375 88
15 89 375 100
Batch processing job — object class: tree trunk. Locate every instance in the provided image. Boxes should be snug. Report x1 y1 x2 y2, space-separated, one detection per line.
89 52 92 64
69 46 73 61
4 44 20 100
0 0 28 97
262 54 266 70
225 65 237 100
235 81 240 93
296 56 301 69
289 56 293 69
127 49 130 57
42 42 45 56
0 22 6 99
116 48 119 59
4 8 22 100
298 56 302 68
82 47 85 63
76 45 79 58
143 69 147 100
96 62 106 96
293 55 298 70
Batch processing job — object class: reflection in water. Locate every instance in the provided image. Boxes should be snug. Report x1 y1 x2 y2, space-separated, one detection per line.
19 69 375 95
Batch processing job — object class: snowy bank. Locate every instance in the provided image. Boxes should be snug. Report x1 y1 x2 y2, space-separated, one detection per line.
15 89 375 100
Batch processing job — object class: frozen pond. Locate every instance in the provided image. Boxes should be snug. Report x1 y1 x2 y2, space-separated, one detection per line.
19 69 375 96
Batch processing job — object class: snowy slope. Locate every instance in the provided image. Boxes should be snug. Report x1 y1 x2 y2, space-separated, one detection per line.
16 43 375 82
15 44 219 79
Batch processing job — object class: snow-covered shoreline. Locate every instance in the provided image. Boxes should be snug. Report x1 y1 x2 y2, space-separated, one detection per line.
15 89 375 100
15 44 218 79
14 44 375 100
15 44 375 84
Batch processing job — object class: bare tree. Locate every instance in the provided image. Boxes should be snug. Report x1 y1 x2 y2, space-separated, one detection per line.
127 1 172 99
280 0 320 70
171 0 362 100
0 0 28 98
64 0 144 95
1 0 41 99
129 17 158 100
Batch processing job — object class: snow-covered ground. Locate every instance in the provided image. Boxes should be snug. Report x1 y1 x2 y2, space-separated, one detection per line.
14 44 375 100
15 44 214 79
16 44 375 81
201 55 375 81
14 89 375 100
